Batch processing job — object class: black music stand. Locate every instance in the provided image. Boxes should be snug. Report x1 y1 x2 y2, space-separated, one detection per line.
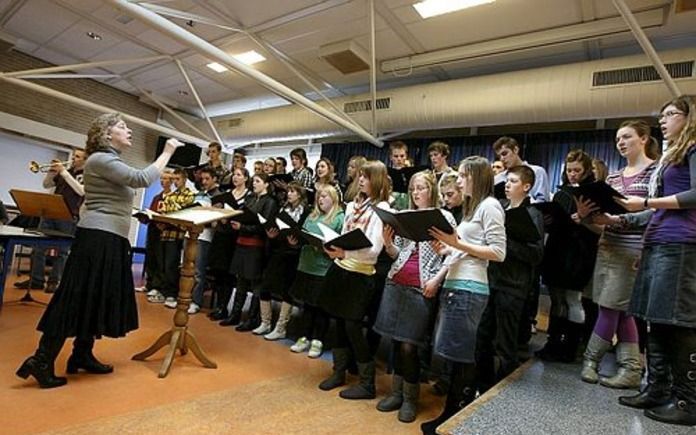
7 189 73 305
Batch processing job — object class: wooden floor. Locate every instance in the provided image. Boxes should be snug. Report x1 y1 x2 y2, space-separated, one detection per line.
0 271 443 434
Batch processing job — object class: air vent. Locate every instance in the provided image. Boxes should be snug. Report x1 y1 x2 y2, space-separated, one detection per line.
344 98 391 113
592 61 694 87
217 118 243 129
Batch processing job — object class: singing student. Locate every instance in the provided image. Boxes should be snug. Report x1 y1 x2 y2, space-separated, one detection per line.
17 113 183 388
425 156 506 434
373 170 456 423
254 182 309 339
317 160 390 400
229 173 278 332
288 185 345 358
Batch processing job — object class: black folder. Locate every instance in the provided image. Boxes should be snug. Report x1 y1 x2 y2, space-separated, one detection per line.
494 181 506 200
229 207 263 225
211 191 240 209
269 173 294 184
299 224 372 251
387 166 429 193
505 207 541 243
372 206 454 242
567 182 627 215
531 201 574 232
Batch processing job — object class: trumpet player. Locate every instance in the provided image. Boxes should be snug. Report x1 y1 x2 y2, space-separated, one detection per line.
15 149 86 293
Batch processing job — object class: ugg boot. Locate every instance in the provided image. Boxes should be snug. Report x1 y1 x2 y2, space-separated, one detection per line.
619 332 672 409
252 300 273 335
16 335 67 389
600 342 641 389
264 302 293 340
319 347 350 391
376 374 403 412
644 329 696 426
236 296 260 332
581 333 612 384
398 380 420 423
67 336 113 374
220 290 246 326
340 361 376 400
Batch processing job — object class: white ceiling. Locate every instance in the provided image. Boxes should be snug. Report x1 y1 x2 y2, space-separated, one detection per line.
1 0 695 122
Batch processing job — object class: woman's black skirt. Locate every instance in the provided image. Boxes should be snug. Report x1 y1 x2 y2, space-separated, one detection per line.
318 263 374 321
289 270 326 307
230 245 265 281
37 228 138 339
630 243 696 328
207 229 236 273
261 251 300 300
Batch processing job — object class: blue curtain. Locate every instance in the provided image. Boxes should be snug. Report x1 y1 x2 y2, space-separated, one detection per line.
322 129 652 191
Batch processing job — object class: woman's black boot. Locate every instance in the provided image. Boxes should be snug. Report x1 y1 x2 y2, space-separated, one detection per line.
220 289 246 326
16 335 67 388
66 337 113 374
236 295 261 332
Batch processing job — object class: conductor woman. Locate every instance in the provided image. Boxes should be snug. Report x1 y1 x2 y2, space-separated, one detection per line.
17 113 183 388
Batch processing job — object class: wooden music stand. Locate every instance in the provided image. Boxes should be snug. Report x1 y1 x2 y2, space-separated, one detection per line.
9 189 73 221
131 206 241 378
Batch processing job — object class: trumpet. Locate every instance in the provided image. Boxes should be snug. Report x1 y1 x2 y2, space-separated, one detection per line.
29 160 70 173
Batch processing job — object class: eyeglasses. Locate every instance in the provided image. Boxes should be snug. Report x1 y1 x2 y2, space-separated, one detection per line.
658 110 685 121
409 185 430 193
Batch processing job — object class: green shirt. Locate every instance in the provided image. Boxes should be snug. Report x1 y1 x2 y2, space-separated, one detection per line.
297 211 345 276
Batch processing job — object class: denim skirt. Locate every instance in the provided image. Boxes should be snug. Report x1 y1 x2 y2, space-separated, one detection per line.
373 280 436 348
630 243 696 328
432 288 488 363
592 240 641 311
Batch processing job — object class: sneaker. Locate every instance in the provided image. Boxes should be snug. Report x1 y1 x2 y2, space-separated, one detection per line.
188 302 200 314
134 286 148 293
308 340 323 358
164 297 178 309
146 289 160 297
147 291 165 303
290 337 310 353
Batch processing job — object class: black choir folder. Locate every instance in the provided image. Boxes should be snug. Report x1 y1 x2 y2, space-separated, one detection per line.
269 173 294 184
568 182 627 215
387 166 429 193
505 207 541 243
211 191 240 209
531 201 574 231
300 223 372 251
373 206 454 242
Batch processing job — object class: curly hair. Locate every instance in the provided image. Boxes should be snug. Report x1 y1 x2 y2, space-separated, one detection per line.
85 113 123 155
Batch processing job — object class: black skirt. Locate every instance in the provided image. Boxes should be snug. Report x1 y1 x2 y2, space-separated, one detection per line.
318 263 375 321
289 270 326 307
208 229 237 273
37 228 138 339
261 251 300 300
230 245 265 281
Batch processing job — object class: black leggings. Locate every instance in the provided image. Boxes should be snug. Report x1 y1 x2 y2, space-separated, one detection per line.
302 304 329 342
393 340 420 384
335 318 371 363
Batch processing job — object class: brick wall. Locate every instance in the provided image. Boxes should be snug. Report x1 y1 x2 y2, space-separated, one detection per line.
0 45 160 167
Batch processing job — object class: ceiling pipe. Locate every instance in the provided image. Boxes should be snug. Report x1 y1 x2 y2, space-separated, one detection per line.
107 0 383 148
612 0 681 98
0 55 170 78
0 76 209 146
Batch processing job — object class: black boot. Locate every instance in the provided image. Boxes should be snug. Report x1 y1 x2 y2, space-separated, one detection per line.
619 329 673 409
220 289 246 326
209 283 232 321
421 362 477 435
339 361 376 400
16 335 67 389
66 336 113 374
319 347 350 391
236 295 260 332
558 319 583 363
644 327 696 426
536 315 565 361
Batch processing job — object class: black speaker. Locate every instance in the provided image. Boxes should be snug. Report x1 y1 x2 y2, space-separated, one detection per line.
156 136 201 167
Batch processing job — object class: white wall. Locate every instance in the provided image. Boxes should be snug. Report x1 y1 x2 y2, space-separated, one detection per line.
0 130 70 206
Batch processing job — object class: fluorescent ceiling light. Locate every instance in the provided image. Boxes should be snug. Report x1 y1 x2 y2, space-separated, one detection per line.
233 50 266 65
207 62 228 73
413 0 495 19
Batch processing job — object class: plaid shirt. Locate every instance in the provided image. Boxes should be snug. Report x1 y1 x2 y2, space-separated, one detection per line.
291 167 314 190
160 187 195 241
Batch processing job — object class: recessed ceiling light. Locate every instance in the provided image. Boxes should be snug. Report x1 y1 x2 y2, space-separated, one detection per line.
178 90 189 96
413 0 495 19
232 50 266 65
86 31 103 41
207 62 228 73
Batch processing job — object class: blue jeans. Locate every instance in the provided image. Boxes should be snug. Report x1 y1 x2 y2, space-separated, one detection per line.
30 218 76 285
192 240 211 306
